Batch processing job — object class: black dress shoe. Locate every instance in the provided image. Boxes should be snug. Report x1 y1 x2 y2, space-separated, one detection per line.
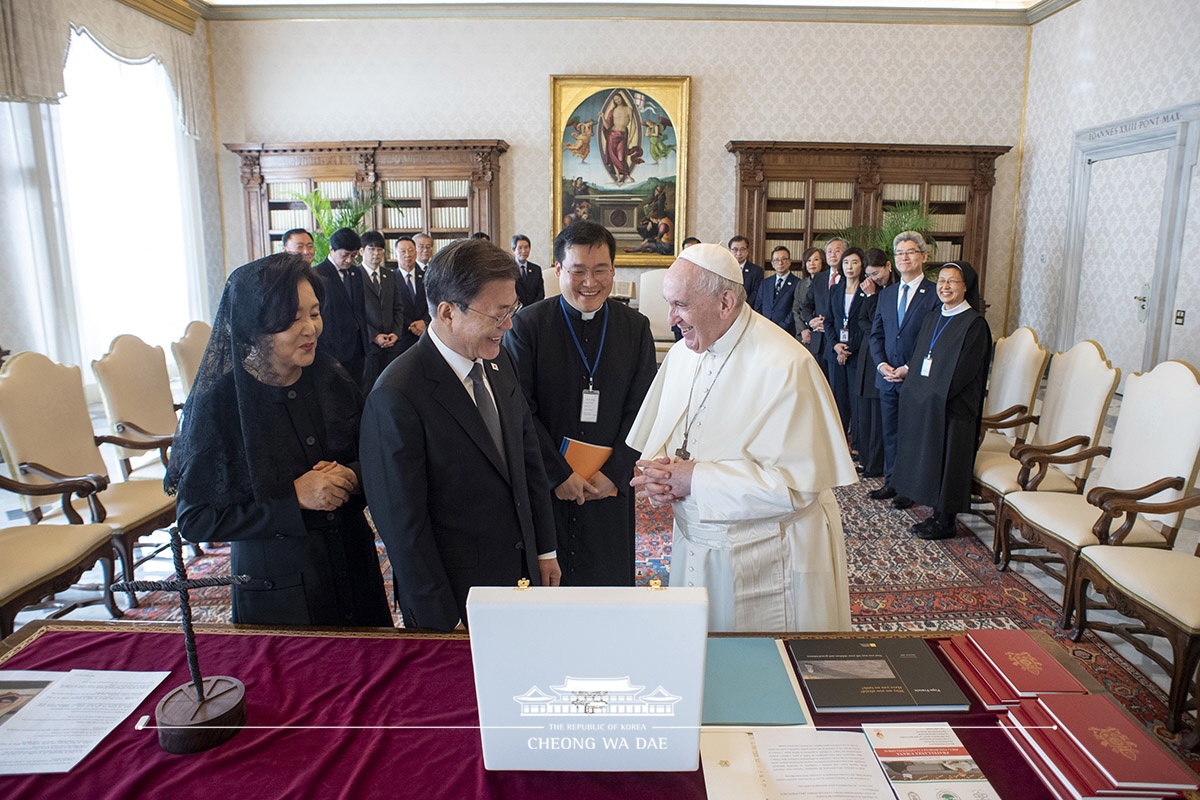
914 514 957 540
910 518 937 535
891 495 914 509
868 485 896 500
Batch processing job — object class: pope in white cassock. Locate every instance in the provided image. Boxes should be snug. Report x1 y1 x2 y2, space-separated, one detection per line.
628 243 858 632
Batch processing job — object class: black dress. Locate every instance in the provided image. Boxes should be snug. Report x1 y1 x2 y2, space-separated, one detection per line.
853 291 886 475
176 368 392 627
891 307 992 514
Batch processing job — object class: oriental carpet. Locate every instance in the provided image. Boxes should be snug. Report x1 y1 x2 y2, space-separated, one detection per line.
120 484 1199 772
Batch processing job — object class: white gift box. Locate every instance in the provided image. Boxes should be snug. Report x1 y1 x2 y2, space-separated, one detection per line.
467 585 708 771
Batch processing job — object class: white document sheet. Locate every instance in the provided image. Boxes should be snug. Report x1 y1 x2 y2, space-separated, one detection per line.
702 727 897 799
0 669 169 775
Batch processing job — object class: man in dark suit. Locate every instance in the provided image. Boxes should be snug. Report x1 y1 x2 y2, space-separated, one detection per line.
753 246 800 335
312 227 368 382
361 238 561 632
728 235 763 300
511 234 545 308
504 221 657 587
393 235 431 355
358 231 406 390
867 231 940 508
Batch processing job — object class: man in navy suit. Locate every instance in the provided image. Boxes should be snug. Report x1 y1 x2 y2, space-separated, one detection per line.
867 231 940 507
361 238 560 631
312 227 368 382
511 234 545 308
393 235 431 355
729 235 763 300
359 231 406 390
753 246 800 335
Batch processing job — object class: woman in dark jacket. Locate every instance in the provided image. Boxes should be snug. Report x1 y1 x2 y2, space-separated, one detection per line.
166 254 392 627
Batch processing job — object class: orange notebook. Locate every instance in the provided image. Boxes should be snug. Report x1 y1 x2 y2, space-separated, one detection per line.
559 437 617 497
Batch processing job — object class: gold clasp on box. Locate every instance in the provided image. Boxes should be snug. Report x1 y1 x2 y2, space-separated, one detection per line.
515 578 531 590
648 579 665 591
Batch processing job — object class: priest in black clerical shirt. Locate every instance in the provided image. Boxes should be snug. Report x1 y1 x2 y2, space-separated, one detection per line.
504 221 657 586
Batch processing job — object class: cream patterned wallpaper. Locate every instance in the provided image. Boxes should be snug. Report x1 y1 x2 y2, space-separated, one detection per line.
1014 0 1200 368
207 17 1027 328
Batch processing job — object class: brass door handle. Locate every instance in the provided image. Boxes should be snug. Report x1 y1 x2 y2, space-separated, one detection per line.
1134 295 1146 302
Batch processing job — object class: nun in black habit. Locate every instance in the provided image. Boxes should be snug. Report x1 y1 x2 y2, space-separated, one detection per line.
890 261 992 540
165 254 392 627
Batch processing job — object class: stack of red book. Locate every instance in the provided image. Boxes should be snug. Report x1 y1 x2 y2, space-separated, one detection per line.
997 694 1199 800
938 629 1087 710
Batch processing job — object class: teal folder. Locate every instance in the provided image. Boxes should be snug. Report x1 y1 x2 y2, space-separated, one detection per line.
702 637 809 725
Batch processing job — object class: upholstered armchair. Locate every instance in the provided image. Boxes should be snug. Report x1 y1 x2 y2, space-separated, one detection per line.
974 340 1118 532
0 351 178 608
994 360 1200 629
977 327 1049 453
92 334 180 480
638 268 674 364
1071 495 1200 749
170 320 211 396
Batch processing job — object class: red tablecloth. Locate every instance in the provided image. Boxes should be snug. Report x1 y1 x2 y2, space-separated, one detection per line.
0 625 706 799
0 624 1057 799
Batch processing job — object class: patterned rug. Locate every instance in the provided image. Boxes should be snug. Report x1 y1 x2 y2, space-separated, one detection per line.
123 486 1199 771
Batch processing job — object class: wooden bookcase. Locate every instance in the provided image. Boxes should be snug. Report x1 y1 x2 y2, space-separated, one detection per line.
225 140 509 260
727 141 1010 294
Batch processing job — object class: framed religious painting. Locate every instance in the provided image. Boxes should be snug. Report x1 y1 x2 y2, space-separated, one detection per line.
551 75 690 267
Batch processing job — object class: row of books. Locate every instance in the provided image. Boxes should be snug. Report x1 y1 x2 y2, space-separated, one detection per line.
765 209 807 228
266 180 308 201
933 240 964 261
268 208 310 231
766 180 806 199
430 179 469 198
383 179 423 199
764 238 806 257
879 183 970 203
811 208 852 229
384 207 422 229
930 213 968 231
430 206 469 228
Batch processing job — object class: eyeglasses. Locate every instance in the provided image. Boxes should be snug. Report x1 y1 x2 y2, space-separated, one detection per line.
466 302 522 326
936 278 964 286
564 267 614 279
894 249 924 259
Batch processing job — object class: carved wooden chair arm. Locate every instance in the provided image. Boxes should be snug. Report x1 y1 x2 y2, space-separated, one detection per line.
2 466 107 525
1014 441 1108 491
981 404 1027 424
97 425 174 450
1085 477 1193 545
982 412 1039 432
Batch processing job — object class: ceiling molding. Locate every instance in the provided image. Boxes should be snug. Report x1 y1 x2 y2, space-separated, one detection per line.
116 0 201 33
1026 0 1082 24
191 2 1046 26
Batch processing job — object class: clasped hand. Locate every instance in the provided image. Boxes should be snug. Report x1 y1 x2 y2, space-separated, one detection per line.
630 456 695 507
555 471 617 505
294 460 357 511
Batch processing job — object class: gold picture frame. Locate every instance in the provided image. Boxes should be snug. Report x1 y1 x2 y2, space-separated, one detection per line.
551 75 690 267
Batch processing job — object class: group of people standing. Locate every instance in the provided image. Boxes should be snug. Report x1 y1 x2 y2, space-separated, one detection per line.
166 222 659 632
738 231 992 541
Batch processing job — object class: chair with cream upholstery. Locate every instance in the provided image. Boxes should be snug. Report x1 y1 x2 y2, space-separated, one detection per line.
974 340 1119 532
1071 534 1200 749
92 334 179 480
0 352 178 608
638 268 674 364
171 320 211 396
995 360 1200 629
978 327 1050 453
541 266 561 299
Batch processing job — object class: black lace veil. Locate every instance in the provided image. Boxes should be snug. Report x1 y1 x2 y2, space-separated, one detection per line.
165 254 361 507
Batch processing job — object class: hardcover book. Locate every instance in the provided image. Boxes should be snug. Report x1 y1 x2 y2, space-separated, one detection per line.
964 629 1087 698
1037 694 1199 793
786 638 970 714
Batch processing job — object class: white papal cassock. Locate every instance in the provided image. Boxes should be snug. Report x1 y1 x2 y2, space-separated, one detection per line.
627 305 857 632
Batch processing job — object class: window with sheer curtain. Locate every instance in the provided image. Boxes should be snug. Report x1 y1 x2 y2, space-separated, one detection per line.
57 29 202 365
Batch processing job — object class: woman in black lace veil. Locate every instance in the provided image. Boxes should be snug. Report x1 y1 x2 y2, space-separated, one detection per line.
165 254 391 627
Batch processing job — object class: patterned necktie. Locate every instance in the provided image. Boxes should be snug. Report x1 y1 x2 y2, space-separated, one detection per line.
469 362 505 460
776 277 784 295
405 272 414 297
898 283 910 327
371 271 380 290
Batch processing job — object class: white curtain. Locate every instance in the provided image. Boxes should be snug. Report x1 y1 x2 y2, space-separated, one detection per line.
58 28 201 364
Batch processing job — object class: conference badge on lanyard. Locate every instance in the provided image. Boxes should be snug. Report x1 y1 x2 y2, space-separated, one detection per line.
580 389 600 423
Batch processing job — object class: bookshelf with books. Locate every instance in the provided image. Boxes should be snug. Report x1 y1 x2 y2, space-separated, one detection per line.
728 141 1010 292
226 140 508 260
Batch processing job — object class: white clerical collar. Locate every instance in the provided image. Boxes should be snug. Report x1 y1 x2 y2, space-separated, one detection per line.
427 324 485 389
941 300 972 316
707 304 752 355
